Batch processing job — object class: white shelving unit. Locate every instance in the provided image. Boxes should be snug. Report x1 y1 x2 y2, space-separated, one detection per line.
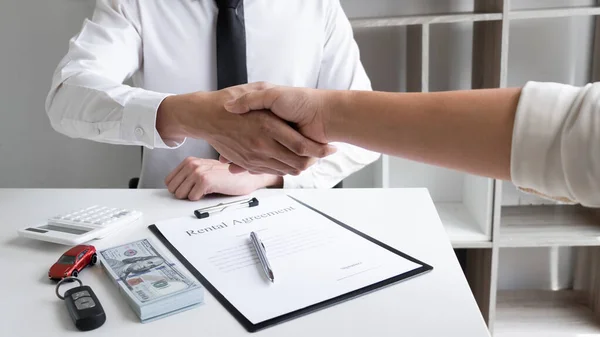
349 1 600 335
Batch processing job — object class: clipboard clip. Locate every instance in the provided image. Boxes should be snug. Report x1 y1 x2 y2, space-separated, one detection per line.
193 197 259 219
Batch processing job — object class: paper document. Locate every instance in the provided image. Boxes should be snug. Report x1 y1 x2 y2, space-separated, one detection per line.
153 195 422 324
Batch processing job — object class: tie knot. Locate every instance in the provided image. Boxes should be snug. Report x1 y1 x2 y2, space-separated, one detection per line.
216 0 241 9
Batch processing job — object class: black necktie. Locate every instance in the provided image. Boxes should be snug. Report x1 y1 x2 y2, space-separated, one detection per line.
215 0 248 89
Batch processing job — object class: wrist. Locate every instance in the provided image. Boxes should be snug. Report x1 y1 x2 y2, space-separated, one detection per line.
156 95 188 142
321 90 349 143
156 92 216 141
258 174 284 189
186 91 219 140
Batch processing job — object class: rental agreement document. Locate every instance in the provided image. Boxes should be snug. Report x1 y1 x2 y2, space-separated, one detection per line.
151 195 428 326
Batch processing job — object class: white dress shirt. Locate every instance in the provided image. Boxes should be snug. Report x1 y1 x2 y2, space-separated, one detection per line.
511 81 600 207
46 0 380 189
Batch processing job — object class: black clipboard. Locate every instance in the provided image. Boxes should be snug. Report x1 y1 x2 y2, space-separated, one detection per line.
148 195 433 333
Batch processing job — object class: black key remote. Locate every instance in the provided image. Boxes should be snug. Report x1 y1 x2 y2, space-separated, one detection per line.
56 277 106 331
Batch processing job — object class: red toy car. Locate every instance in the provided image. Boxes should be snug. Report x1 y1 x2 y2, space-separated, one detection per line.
48 245 97 280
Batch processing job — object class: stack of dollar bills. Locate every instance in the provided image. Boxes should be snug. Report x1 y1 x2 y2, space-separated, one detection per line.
99 238 204 322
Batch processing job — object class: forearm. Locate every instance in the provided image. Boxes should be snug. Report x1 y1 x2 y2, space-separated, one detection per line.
156 94 195 144
325 88 522 180
156 91 228 143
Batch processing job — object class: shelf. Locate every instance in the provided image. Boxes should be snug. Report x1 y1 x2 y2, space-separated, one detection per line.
435 202 492 248
509 7 600 20
349 7 600 29
349 6 600 29
350 12 502 28
495 290 600 336
498 205 600 247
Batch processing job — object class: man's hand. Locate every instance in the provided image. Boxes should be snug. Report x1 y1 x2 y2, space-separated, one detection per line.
224 84 331 144
156 82 336 176
164 157 282 201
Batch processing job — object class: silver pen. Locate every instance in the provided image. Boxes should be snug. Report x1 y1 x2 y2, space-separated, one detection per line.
250 231 274 283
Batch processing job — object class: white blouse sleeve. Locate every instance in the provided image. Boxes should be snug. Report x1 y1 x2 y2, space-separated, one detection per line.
510 81 600 207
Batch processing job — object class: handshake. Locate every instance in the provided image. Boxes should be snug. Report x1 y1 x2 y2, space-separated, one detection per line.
158 79 528 202
157 82 339 177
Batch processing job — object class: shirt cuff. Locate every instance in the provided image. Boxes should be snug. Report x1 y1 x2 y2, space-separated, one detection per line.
120 90 186 149
510 81 581 201
282 171 322 189
282 142 381 189
281 161 345 189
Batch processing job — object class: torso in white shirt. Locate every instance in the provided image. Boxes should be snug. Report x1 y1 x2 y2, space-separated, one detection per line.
135 0 327 187
46 0 380 189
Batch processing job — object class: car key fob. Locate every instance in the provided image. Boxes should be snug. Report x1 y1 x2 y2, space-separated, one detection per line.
56 277 106 331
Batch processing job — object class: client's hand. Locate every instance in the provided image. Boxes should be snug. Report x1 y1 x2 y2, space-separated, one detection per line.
224 84 329 144
165 158 281 201
223 84 332 173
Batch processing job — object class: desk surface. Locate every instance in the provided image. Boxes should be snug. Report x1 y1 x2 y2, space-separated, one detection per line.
0 188 490 337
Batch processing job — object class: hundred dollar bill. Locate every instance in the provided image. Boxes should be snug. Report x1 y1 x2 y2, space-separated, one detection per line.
99 238 201 305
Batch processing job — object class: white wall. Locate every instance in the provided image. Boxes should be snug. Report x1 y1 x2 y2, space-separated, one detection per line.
0 0 140 188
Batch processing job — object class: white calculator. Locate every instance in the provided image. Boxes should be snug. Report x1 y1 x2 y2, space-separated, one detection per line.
18 205 143 245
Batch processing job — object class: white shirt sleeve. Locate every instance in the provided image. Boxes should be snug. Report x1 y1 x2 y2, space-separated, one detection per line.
282 0 381 189
510 81 600 207
45 0 183 149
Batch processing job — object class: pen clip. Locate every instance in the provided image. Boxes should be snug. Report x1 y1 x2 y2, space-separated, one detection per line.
251 231 267 252
194 197 259 219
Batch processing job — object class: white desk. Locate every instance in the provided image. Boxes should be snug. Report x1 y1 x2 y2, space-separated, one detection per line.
0 188 490 337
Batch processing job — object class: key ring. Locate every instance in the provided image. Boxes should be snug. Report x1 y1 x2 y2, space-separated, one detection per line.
56 277 83 300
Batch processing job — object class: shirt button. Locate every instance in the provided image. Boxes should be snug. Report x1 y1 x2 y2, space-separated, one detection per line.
134 127 144 137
